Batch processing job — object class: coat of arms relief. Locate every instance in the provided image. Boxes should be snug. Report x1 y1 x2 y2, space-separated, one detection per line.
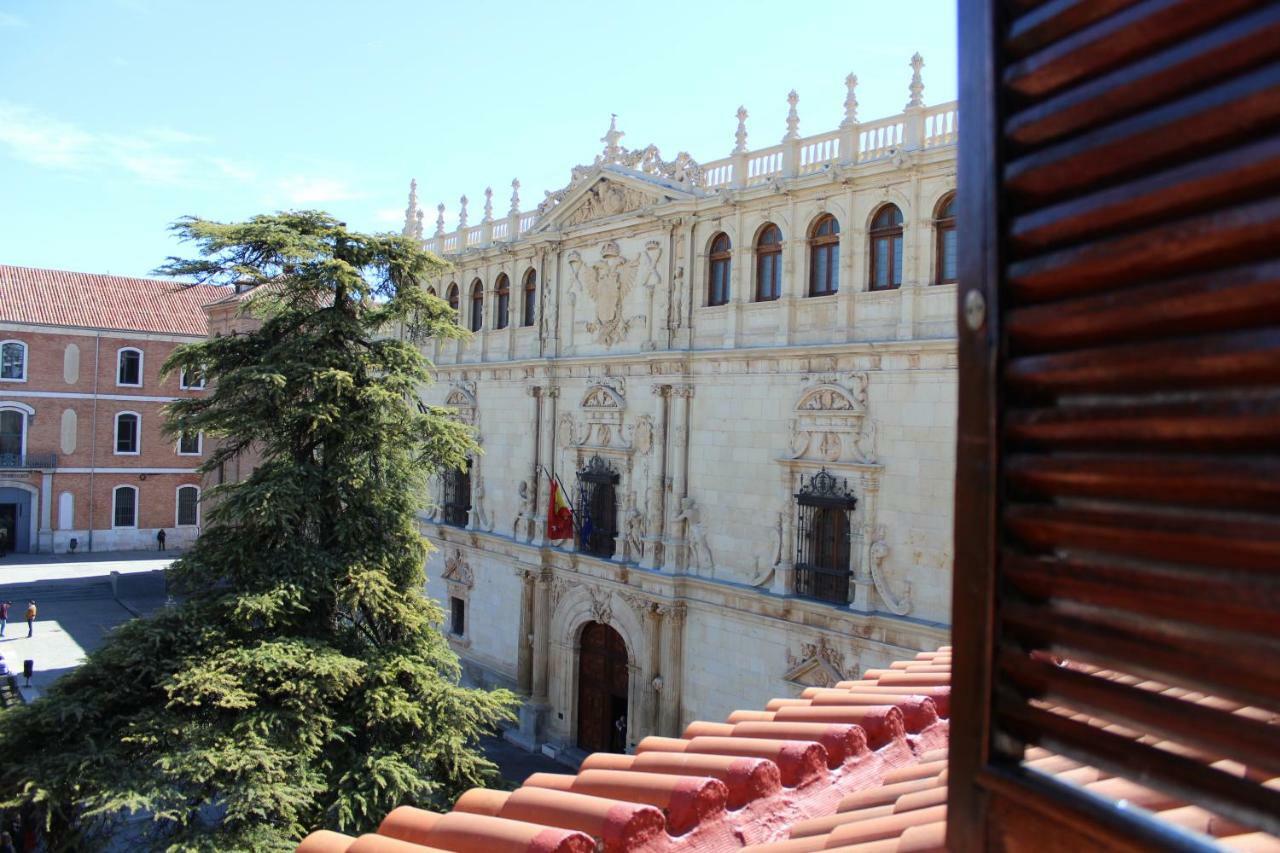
568 241 650 347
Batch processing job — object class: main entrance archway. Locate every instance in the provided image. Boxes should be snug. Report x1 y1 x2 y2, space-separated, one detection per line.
577 621 629 753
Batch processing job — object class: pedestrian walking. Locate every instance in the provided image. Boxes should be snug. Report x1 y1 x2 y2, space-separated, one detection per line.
0 526 8 556
156 528 167 551
0 601 9 637
24 601 35 638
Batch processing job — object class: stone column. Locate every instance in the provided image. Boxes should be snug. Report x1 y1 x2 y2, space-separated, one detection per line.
639 599 663 740
850 479 878 612
515 567 535 693
513 566 553 750
779 196 799 346
663 385 693 574
725 204 746 348
657 602 686 737
531 386 558 546
639 385 670 570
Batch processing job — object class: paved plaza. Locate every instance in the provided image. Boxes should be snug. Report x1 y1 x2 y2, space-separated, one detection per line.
0 551 172 699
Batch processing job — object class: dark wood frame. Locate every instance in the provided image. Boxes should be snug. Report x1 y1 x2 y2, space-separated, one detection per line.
934 192 957 285
707 232 731 306
176 485 199 526
494 274 510 330
522 268 537 327
755 224 782 301
808 215 839 296
868 205 903 291
468 279 484 333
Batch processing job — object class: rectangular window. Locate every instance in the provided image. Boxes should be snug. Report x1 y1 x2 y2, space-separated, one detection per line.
113 488 136 528
178 432 201 455
450 596 465 637
0 409 23 459
874 239 890 289
180 367 205 390
891 235 903 287
0 342 25 381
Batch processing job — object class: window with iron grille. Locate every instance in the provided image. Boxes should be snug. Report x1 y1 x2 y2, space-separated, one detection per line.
794 468 857 604
577 455 619 559
441 463 471 528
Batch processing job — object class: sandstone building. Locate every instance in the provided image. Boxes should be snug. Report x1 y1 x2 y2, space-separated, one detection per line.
410 62 957 758
0 265 222 553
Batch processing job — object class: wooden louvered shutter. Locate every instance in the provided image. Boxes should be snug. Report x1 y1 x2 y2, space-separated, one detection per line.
950 1 1280 850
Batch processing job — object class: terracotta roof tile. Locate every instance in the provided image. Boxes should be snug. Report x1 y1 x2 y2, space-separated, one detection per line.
0 264 224 336
296 646 1279 852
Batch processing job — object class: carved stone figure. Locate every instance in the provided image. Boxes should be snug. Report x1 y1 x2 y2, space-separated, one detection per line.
558 413 578 448
512 479 533 540
632 416 654 455
673 497 713 576
869 525 912 615
472 477 493 532
854 418 878 463
565 181 652 226
624 499 645 562
640 240 663 289
442 549 474 588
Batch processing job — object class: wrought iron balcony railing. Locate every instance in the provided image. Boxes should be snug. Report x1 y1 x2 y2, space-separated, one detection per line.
794 562 851 605
0 452 57 470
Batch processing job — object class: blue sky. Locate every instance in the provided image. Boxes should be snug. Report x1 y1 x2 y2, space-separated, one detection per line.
0 0 956 278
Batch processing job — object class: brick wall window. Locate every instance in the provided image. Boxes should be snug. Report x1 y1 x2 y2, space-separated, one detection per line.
115 412 140 455
179 367 206 389
117 347 143 387
112 485 137 528
177 431 202 455
0 341 27 382
176 485 199 527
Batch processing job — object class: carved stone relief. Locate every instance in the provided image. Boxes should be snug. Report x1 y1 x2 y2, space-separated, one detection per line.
867 524 912 615
588 586 613 626
564 181 655 226
786 373 876 465
442 548 474 589
783 636 855 689
673 497 713 577
581 241 645 347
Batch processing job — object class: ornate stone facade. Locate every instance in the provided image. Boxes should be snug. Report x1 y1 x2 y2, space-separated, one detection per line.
413 64 956 758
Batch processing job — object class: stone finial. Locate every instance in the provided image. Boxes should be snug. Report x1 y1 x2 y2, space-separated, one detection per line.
435 202 446 236
841 74 859 128
783 90 800 141
733 106 749 155
402 178 422 239
482 186 494 223
907 53 925 109
601 113 625 162
509 178 521 216
458 194 469 228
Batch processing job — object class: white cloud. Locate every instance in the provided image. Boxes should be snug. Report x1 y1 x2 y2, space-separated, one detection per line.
0 103 94 169
374 207 405 224
274 176 362 205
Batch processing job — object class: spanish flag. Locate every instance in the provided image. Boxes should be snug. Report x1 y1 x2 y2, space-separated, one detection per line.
547 476 574 540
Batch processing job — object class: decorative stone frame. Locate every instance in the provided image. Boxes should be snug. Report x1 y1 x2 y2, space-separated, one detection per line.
440 547 474 649
558 380 638 560
546 581 652 754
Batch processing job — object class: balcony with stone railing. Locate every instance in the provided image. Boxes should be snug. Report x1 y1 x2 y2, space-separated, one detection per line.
400 54 957 257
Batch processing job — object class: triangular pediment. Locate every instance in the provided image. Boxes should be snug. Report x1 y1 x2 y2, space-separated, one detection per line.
535 167 698 232
783 656 845 689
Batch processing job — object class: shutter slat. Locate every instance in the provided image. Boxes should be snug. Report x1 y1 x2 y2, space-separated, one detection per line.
1005 503 1280 570
997 701 1280 836
1005 328 1280 395
1004 0 1143 61
1003 0 1260 98
1005 454 1280 510
1007 261 1280 354
998 652 1280 777
1005 63 1280 202
1006 396 1280 451
1000 602 1280 711
1002 552 1280 638
1007 196 1280 304
1011 137 1280 250
1007 6 1280 146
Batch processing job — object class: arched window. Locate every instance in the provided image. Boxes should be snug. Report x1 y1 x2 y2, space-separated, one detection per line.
114 411 140 455
707 232 731 306
755 224 782 302
176 485 200 527
808 215 840 296
494 274 510 330
522 269 537 327
869 204 904 291
117 347 143 386
0 406 27 462
469 279 484 333
934 193 957 285
112 485 138 528
446 283 459 319
0 340 28 382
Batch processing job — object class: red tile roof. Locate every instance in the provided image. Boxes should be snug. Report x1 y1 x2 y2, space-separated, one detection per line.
0 264 226 336
298 649 1280 852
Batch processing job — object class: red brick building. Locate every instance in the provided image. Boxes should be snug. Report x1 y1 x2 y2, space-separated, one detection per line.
0 265 225 554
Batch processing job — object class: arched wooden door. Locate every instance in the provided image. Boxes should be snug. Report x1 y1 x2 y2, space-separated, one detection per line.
576 621 629 753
